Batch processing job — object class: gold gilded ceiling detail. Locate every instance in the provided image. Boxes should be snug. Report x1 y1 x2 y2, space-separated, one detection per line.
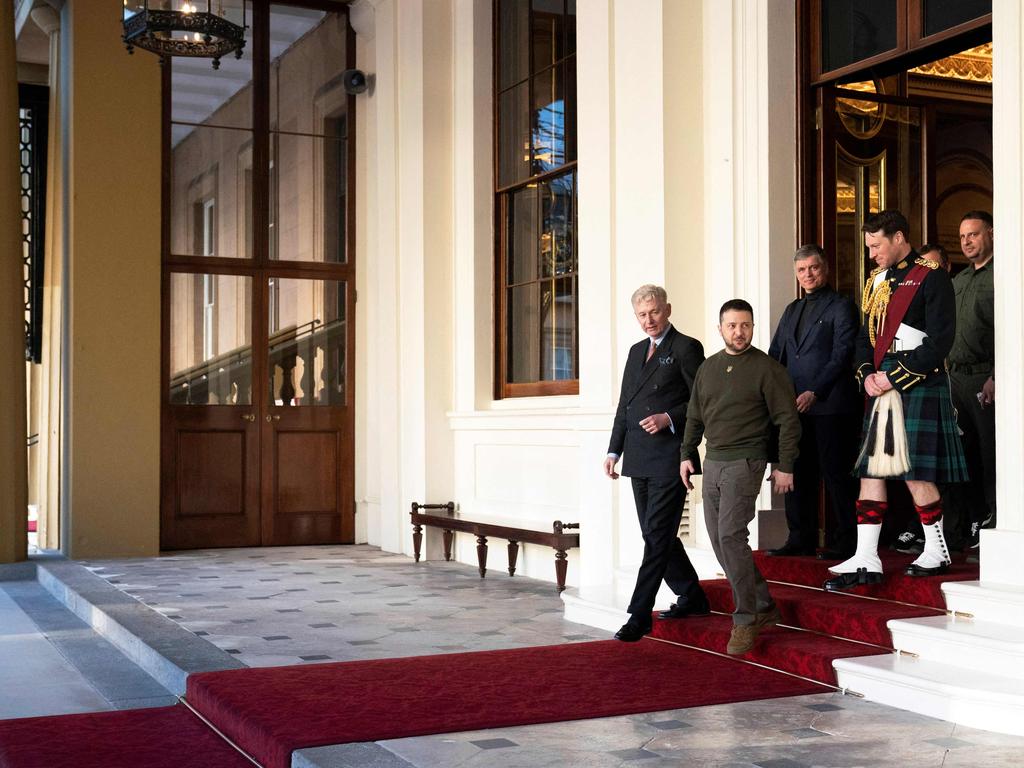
908 43 992 83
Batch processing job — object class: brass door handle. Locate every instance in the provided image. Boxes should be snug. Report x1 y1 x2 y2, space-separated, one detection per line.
265 414 281 422
241 413 256 422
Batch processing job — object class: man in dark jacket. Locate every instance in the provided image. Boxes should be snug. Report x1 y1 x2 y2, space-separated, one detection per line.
767 245 861 559
605 284 709 641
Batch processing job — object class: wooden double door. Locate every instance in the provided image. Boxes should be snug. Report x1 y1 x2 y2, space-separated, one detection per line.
161 269 354 550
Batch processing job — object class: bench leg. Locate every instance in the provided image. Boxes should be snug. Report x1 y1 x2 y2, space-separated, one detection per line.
507 540 519 577
554 549 568 592
442 530 453 561
412 524 423 563
476 536 488 578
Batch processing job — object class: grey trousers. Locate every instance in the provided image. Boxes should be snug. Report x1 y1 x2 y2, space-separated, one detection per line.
703 458 775 626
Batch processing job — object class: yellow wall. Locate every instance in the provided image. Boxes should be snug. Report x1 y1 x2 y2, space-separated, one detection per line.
65 0 160 557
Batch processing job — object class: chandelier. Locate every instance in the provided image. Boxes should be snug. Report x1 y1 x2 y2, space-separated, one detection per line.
122 2 247 70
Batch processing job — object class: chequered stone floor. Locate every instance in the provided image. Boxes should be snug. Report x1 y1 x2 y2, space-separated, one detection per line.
15 544 1021 767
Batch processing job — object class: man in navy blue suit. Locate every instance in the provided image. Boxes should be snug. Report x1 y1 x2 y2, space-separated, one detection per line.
767 245 861 560
605 284 709 642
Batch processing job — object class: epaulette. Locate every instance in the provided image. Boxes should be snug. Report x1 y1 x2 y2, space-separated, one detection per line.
915 257 940 270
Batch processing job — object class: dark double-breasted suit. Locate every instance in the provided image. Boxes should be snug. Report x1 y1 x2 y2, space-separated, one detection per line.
768 286 861 553
608 325 707 627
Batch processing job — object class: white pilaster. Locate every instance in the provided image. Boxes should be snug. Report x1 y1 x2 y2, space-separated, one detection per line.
987 0 1024 586
701 0 795 544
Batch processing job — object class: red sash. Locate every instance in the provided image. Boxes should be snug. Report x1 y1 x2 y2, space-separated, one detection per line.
874 263 932 369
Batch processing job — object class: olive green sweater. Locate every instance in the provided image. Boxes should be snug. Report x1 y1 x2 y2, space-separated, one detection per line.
681 347 801 473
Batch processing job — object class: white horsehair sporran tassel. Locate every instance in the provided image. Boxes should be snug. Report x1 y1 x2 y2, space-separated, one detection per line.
855 389 911 477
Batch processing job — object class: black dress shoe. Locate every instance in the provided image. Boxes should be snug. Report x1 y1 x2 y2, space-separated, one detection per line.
657 599 711 620
823 568 883 592
816 548 854 561
614 623 650 642
766 543 815 557
905 562 950 577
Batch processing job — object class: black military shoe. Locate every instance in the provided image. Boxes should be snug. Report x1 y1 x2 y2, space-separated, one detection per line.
657 598 711 620
823 568 883 592
614 622 650 642
905 562 950 577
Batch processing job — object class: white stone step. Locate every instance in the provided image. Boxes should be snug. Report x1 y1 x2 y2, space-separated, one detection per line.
833 653 1024 737
943 580 1024 627
887 614 1024 679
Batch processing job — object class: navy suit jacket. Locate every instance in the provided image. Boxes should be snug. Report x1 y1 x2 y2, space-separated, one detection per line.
768 286 860 417
608 326 705 478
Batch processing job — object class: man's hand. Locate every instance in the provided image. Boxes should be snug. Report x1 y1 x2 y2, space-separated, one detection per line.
639 412 671 434
795 391 817 413
603 456 620 480
680 459 696 490
770 469 794 494
981 375 995 406
864 371 893 397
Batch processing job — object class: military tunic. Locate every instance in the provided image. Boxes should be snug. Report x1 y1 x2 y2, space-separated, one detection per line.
853 253 968 482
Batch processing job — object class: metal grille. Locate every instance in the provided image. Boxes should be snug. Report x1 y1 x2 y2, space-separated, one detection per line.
18 85 48 364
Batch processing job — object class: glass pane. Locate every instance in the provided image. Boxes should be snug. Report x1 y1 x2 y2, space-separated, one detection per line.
507 278 576 384
564 58 577 163
821 0 897 74
532 67 565 174
269 278 347 406
507 186 538 285
922 0 990 38
566 0 576 55
540 172 574 278
271 133 347 263
507 282 543 384
169 272 253 404
269 7 347 136
167 0 253 129
498 82 531 187
547 276 577 381
170 125 253 259
532 0 564 73
497 0 530 90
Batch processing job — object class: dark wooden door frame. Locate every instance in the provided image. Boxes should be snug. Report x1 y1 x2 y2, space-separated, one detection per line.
160 3 357 550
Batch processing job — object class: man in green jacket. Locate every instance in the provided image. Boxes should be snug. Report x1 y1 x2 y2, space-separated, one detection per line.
680 299 801 655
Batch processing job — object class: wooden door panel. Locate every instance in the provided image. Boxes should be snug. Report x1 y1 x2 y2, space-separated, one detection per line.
262 411 351 546
161 407 261 549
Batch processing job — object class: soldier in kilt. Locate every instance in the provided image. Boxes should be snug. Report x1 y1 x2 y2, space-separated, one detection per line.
824 210 968 592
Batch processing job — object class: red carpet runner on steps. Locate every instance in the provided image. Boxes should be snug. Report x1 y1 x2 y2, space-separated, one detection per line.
0 549 978 768
650 550 978 685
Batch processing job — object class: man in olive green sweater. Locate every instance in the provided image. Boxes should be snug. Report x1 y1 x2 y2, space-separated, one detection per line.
680 299 802 655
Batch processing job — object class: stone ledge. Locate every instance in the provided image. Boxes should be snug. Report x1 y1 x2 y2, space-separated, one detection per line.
36 560 244 696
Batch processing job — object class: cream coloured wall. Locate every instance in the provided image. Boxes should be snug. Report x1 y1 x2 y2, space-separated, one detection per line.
63 0 161 557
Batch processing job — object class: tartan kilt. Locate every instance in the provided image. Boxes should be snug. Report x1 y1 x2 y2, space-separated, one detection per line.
856 357 969 482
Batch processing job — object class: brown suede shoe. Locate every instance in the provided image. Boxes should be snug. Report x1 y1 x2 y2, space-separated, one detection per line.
754 604 782 629
726 624 760 655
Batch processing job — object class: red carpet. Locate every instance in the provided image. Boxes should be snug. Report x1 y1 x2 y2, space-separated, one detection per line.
186 640 825 768
647 549 980 686
0 705 252 768
751 550 979 609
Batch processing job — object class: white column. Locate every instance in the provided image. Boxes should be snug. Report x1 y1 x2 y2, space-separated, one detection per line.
984 0 1024 585
451 0 492 414
575 0 618 589
702 0 796 546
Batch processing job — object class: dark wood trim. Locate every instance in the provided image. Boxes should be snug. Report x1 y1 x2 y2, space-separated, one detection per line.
503 379 579 398
796 0 815 248
494 160 578 196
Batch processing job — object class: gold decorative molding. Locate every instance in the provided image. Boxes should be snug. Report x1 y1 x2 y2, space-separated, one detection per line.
909 43 992 83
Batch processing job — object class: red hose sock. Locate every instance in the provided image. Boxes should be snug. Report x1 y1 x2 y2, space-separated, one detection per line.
856 499 887 525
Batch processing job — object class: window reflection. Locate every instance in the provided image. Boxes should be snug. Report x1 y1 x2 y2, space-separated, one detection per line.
169 273 253 404
268 278 347 406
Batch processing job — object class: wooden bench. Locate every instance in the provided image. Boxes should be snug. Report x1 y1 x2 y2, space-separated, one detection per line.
410 502 580 592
